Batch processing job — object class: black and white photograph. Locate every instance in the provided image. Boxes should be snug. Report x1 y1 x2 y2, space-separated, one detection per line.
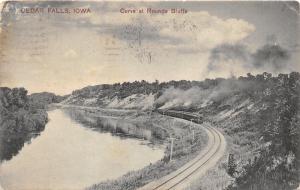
0 1 299 190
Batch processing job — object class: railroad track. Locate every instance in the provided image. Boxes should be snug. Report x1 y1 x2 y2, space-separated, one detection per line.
139 111 226 190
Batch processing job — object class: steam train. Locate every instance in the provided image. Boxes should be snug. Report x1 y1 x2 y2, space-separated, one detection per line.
155 109 203 124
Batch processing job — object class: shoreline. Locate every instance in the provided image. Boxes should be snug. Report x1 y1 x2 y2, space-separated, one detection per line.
56 105 208 190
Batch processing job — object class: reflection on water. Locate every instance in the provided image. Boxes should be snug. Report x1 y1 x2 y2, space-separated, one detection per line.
0 132 39 161
64 108 154 140
0 109 164 190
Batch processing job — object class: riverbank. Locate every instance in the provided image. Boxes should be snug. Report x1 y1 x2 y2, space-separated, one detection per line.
0 87 49 161
1 109 165 190
59 106 208 190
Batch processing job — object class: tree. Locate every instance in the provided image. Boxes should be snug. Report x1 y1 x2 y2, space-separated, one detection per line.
230 72 300 190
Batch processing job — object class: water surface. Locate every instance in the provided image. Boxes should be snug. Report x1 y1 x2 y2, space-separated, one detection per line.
0 109 164 190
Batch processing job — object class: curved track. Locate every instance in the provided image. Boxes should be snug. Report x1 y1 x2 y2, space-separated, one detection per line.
139 112 226 190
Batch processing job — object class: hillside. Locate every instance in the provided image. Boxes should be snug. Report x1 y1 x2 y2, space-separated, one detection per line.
62 72 300 190
29 92 67 109
62 79 224 110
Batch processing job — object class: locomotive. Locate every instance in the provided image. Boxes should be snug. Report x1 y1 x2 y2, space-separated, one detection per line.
155 109 203 124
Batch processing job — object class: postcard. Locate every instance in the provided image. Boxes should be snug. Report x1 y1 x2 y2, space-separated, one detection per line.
0 1 299 190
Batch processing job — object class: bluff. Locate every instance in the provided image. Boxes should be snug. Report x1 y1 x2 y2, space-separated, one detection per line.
62 72 299 190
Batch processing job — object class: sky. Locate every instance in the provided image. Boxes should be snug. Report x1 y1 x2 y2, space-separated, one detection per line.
0 1 299 95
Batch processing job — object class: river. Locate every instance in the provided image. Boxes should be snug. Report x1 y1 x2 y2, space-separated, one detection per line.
0 109 164 190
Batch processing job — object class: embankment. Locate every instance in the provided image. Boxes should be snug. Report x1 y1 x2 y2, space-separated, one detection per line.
0 87 49 161
58 106 208 190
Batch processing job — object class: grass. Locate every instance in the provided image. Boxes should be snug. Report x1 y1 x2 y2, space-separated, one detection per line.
61 108 208 190
187 132 233 190
186 110 260 190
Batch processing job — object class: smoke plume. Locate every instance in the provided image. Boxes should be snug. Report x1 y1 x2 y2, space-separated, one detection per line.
207 41 292 76
208 43 249 71
252 44 290 71
155 79 256 110
155 86 209 109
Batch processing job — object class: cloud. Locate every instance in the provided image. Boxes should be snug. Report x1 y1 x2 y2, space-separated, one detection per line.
9 3 254 65
154 12 255 50
67 9 255 54
80 10 255 66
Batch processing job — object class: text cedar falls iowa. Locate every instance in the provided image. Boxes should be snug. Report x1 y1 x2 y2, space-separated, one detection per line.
20 7 91 14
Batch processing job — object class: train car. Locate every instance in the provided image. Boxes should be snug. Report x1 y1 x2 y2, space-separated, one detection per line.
156 109 203 124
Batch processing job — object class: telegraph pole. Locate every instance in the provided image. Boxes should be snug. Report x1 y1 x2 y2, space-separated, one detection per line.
192 130 195 142
169 117 176 162
190 119 195 142
170 137 174 161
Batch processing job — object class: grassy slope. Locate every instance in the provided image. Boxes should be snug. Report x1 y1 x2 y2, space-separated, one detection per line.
61 107 208 190
62 72 299 190
189 73 299 190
